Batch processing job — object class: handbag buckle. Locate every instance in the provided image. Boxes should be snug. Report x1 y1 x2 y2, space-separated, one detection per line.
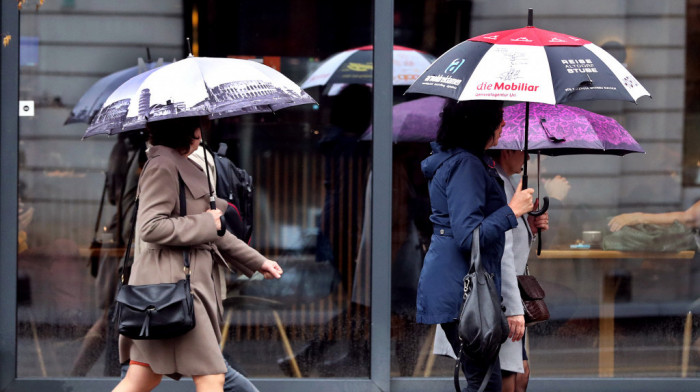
183 266 191 275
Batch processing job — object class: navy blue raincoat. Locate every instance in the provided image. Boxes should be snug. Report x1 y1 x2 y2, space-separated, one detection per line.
416 142 518 325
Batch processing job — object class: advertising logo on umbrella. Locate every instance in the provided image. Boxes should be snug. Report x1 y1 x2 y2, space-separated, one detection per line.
445 59 465 74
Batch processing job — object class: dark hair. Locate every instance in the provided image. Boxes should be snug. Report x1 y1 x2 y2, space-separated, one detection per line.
436 100 504 152
147 116 201 153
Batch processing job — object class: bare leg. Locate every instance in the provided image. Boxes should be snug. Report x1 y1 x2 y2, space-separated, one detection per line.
112 363 162 392
501 371 515 392
193 373 225 392
515 360 530 392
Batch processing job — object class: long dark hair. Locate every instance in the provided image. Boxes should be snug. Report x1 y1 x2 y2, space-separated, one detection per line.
147 116 201 154
436 100 504 152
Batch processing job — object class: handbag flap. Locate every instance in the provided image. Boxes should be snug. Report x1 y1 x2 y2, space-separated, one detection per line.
517 275 545 300
116 280 190 311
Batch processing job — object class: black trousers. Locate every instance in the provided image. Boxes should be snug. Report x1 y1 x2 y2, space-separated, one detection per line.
441 321 502 392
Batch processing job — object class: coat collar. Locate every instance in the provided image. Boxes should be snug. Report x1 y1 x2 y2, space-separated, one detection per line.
147 145 210 200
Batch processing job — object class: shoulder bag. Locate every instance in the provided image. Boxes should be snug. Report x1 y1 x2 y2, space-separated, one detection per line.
517 265 550 326
113 174 195 340
454 226 509 392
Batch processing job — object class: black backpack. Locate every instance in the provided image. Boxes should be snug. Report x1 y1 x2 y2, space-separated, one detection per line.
212 143 254 243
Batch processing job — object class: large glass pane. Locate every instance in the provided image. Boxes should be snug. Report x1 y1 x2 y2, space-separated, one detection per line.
17 0 373 380
392 0 700 381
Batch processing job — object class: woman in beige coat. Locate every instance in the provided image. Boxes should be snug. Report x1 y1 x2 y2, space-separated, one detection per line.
114 117 283 392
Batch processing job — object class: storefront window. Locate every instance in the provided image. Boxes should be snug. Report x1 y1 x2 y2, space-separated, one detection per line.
16 0 373 379
7 0 699 388
389 0 699 381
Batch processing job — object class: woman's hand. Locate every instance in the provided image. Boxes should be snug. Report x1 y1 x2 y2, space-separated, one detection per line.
508 180 534 218
206 208 223 231
608 213 642 232
507 315 525 342
528 210 549 233
259 259 283 279
543 175 571 202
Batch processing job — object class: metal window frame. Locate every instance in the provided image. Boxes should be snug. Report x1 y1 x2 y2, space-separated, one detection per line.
1 0 699 391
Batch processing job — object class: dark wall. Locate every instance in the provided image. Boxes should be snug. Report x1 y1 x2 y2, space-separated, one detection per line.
184 0 471 58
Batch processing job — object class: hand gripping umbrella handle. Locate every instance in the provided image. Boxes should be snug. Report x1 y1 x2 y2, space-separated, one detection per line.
530 196 549 256
211 196 226 237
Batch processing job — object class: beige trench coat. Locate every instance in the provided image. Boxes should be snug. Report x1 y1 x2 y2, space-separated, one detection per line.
118 145 266 377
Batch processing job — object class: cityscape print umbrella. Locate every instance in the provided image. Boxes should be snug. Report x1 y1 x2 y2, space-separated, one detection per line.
83 55 316 138
65 59 169 124
300 45 436 90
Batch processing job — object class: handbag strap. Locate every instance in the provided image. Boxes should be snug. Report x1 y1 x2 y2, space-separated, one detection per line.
119 173 190 284
470 226 481 273
453 342 497 392
456 225 496 392
91 173 108 243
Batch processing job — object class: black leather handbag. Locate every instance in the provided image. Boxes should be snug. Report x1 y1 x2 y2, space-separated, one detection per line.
114 175 195 340
455 226 509 392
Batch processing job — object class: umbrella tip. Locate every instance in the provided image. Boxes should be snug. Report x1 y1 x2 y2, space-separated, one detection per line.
186 37 193 57
528 8 534 26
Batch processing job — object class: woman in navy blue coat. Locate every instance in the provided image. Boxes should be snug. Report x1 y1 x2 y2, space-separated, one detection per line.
416 100 534 391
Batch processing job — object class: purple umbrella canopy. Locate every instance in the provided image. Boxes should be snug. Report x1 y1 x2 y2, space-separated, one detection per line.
494 102 645 156
361 96 447 142
361 97 643 158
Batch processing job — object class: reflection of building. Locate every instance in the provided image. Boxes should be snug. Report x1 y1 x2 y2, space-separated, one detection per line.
209 80 306 110
90 99 130 132
137 88 151 121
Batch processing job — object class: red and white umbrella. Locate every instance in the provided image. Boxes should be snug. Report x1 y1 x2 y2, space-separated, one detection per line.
406 9 652 251
300 45 436 90
406 23 650 105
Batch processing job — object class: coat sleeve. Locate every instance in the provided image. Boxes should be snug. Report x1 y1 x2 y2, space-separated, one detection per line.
137 160 220 246
500 229 524 316
213 231 266 278
445 157 517 255
212 196 266 277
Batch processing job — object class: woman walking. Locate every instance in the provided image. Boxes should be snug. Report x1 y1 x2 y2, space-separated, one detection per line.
416 100 534 391
113 116 282 392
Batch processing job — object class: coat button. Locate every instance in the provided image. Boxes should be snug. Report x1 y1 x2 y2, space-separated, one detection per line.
440 229 445 235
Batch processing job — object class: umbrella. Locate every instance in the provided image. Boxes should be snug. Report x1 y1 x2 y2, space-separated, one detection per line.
361 96 447 143
84 55 317 138
495 102 645 156
362 97 644 156
65 58 169 125
406 9 651 191
83 53 316 236
300 45 436 91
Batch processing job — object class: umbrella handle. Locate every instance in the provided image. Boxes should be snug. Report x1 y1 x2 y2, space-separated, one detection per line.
211 198 226 237
529 196 549 217
530 196 549 256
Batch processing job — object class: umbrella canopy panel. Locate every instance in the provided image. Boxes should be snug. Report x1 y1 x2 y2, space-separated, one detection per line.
84 56 316 138
362 96 447 143
65 61 170 125
493 102 645 156
300 45 436 89
406 26 650 105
